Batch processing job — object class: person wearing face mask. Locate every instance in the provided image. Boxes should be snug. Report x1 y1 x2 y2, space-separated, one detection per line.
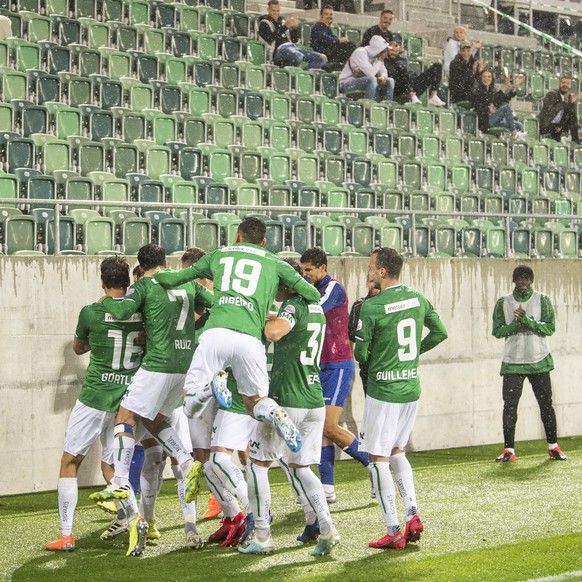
539 76 580 144
471 68 526 138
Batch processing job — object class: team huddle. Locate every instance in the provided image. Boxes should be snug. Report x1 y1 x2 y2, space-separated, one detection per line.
45 216 448 558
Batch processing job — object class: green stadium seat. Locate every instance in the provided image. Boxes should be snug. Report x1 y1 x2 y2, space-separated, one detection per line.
1 213 37 254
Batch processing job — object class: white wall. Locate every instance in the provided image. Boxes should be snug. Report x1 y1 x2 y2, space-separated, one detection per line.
1 256 581 495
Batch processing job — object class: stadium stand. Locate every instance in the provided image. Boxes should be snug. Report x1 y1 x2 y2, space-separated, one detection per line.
0 0 581 257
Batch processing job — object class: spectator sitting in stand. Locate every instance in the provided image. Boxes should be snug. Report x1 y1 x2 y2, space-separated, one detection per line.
258 0 327 70
471 68 526 138
385 41 445 106
361 10 408 68
443 26 481 78
310 5 357 71
539 76 580 144
449 40 484 104
339 35 394 102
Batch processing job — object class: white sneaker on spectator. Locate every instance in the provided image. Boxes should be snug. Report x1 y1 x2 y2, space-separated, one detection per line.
428 94 446 106
410 94 421 104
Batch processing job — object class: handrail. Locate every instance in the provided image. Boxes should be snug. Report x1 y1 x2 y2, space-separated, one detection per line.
1 197 578 257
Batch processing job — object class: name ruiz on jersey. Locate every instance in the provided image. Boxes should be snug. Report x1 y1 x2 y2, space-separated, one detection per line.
175 339 192 350
376 368 419 381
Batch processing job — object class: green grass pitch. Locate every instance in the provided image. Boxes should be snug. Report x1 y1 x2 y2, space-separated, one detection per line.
2 437 582 582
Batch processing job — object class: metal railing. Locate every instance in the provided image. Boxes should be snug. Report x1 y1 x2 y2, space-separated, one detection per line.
1 196 579 258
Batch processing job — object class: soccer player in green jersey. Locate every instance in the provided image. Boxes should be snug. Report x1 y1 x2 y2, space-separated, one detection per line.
46 257 144 552
154 216 321 454
354 248 447 550
239 259 340 557
492 265 567 463
90 244 213 557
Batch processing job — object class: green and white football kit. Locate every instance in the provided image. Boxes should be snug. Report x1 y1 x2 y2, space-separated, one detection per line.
155 243 320 400
64 303 144 461
102 276 213 420
251 298 326 466
355 284 447 455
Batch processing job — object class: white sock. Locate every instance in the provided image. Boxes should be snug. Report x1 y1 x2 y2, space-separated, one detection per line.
204 461 239 518
112 430 139 516
369 461 399 531
291 467 333 535
210 452 249 510
156 455 167 496
113 434 135 481
58 477 78 537
278 458 303 505
139 446 163 521
172 464 197 525
184 386 212 417
252 398 278 423
548 443 558 450
247 461 271 528
389 453 417 519
157 427 191 467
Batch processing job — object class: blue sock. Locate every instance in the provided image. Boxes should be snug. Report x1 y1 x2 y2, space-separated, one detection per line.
129 444 144 495
343 437 369 466
318 445 336 486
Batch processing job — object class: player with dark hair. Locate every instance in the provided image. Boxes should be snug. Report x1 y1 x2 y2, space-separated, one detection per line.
46 257 144 552
154 217 321 464
89 244 214 557
239 259 339 556
492 266 567 462
348 273 380 395
300 247 368 503
354 248 447 550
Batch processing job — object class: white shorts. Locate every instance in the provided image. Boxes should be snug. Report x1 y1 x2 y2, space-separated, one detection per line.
211 409 258 452
63 400 116 465
189 398 218 450
185 328 269 398
121 368 186 421
250 407 325 466
359 396 418 457
142 407 192 452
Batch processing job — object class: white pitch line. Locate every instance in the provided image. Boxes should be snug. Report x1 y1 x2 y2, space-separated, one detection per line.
525 571 582 582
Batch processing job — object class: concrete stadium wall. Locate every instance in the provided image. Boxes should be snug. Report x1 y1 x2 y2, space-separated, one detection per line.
1 256 581 495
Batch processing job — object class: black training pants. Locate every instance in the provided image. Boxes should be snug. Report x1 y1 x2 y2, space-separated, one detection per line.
502 372 557 448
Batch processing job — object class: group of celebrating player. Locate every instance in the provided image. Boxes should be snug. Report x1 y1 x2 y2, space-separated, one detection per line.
45 215 448 558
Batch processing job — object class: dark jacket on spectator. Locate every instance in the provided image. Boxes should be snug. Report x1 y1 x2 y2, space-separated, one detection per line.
472 85 516 133
449 53 479 103
361 25 394 47
385 55 412 97
539 90 576 132
310 21 340 56
257 14 299 62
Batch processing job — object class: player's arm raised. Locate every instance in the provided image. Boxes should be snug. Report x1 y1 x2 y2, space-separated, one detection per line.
155 253 213 288
277 260 320 304
101 285 144 320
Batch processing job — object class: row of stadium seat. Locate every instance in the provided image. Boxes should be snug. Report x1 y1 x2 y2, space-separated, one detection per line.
2 204 580 258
